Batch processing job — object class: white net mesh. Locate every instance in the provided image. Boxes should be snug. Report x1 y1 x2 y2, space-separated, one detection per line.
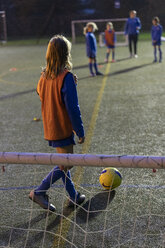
0 154 165 248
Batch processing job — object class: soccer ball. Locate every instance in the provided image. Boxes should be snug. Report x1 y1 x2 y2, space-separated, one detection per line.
99 167 122 190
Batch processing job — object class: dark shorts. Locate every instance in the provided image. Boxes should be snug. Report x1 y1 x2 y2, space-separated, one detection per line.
48 132 75 147
107 45 115 49
152 40 161 46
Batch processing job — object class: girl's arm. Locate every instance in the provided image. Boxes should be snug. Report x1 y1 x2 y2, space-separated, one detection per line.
61 73 85 139
136 18 141 31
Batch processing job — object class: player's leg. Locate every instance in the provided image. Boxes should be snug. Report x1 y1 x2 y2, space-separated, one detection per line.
112 48 115 62
88 57 95 76
133 34 138 58
158 45 162 62
105 48 110 62
128 35 133 57
93 58 103 76
153 45 157 62
56 145 85 207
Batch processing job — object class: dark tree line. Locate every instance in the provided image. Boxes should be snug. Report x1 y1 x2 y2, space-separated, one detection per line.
1 0 165 38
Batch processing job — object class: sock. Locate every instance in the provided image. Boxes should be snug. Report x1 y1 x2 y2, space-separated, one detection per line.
89 63 94 74
34 166 77 200
159 47 162 61
106 52 110 60
94 62 98 73
154 47 157 61
112 51 115 60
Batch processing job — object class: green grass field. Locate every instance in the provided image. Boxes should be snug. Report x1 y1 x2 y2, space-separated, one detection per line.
0 37 165 248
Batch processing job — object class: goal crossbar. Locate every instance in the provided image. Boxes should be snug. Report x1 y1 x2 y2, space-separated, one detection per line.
0 152 165 169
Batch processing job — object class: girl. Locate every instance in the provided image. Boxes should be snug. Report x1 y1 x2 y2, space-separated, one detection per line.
151 17 163 63
125 10 141 58
84 22 103 76
104 22 116 63
29 35 85 211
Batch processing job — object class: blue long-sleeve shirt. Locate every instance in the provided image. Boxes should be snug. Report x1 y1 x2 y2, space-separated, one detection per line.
85 32 97 58
125 17 141 35
62 73 84 138
151 24 162 44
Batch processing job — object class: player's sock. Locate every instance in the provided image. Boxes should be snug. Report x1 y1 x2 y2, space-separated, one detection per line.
154 47 157 62
106 52 109 60
62 170 77 200
112 51 115 61
159 47 162 62
94 62 98 73
89 63 94 75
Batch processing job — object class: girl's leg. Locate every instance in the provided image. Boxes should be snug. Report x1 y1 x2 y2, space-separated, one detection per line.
56 145 77 201
112 48 115 61
88 58 95 76
158 46 162 62
133 34 138 55
34 145 74 196
93 58 103 75
105 48 110 62
128 35 132 56
153 46 157 62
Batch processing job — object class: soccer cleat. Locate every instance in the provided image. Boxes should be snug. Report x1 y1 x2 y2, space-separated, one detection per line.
29 190 56 212
134 54 138 58
111 59 115 63
153 59 157 63
104 58 108 63
96 71 103 76
68 192 85 207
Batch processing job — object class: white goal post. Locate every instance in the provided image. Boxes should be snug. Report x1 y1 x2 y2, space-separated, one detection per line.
71 18 128 47
0 152 165 169
0 11 7 43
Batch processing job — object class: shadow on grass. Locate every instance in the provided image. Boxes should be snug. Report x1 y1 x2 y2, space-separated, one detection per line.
0 191 115 247
105 62 153 77
76 190 116 223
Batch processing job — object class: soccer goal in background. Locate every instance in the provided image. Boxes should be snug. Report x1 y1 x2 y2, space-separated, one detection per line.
0 11 7 44
71 18 128 47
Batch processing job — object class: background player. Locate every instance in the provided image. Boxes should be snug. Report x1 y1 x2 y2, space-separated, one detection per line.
125 10 141 58
151 16 163 63
84 22 103 76
104 22 116 63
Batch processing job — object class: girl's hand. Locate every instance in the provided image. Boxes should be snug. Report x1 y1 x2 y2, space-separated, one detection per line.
78 136 85 144
73 74 78 84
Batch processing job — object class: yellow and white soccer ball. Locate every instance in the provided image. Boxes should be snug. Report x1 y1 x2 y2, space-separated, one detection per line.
99 167 122 190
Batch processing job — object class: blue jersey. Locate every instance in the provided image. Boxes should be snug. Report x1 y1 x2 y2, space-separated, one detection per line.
125 17 141 35
151 24 162 46
85 32 97 58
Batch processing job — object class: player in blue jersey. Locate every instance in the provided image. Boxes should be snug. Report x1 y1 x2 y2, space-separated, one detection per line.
151 17 163 63
125 10 141 58
84 22 103 77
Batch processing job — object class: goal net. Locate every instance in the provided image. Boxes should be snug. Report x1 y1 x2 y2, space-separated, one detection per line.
0 152 165 248
71 18 128 47
0 11 7 43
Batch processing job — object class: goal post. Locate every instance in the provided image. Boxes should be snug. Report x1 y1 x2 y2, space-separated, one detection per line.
0 152 165 169
0 11 7 43
71 18 128 46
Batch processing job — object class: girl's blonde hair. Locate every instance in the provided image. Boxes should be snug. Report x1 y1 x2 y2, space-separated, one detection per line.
153 16 160 24
44 35 72 78
130 10 137 16
107 22 113 29
83 22 98 35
